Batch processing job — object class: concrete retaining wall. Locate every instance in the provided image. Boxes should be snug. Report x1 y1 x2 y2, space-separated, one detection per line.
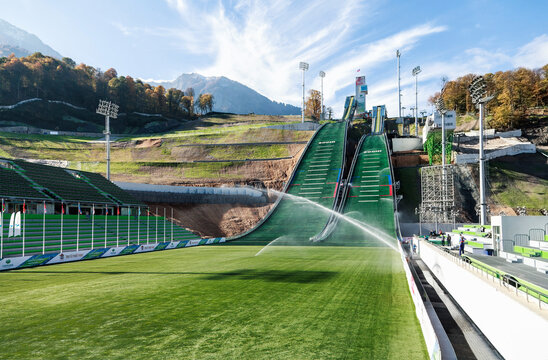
455 143 536 164
266 122 321 131
419 240 548 359
392 137 423 152
116 182 269 205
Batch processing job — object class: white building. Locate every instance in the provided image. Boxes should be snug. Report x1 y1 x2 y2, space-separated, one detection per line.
422 110 457 143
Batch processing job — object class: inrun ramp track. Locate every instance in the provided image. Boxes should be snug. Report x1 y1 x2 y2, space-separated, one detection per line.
324 133 396 246
229 122 347 245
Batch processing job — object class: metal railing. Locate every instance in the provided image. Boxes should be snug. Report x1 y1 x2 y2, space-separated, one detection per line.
433 243 548 309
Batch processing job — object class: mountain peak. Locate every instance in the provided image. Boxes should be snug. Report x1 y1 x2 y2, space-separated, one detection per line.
158 73 300 115
0 18 62 58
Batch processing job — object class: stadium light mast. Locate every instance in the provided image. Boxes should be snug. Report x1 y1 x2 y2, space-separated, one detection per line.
468 75 494 226
96 100 119 181
396 50 402 119
319 71 326 120
299 62 309 123
412 66 422 137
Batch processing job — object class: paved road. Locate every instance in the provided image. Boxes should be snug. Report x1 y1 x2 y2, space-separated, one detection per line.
468 253 548 291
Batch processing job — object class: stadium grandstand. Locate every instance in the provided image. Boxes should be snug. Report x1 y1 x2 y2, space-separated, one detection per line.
0 158 202 259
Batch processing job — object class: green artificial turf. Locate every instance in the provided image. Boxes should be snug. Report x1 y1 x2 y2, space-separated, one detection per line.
0 246 427 360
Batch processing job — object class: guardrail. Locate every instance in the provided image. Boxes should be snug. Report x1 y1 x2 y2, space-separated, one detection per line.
310 125 361 242
434 243 548 308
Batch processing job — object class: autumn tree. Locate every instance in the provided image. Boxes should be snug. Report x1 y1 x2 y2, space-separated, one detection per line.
197 93 214 114
427 64 548 130
304 89 321 120
180 95 194 116
326 107 333 120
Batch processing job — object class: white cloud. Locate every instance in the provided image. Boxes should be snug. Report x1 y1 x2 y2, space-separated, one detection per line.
166 0 373 106
165 0 449 117
513 34 548 69
161 1 546 119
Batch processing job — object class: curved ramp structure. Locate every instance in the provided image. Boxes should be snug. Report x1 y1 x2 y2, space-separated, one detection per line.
342 96 357 122
324 133 397 246
228 121 348 245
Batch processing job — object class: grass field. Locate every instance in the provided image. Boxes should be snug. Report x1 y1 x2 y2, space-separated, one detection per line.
0 245 427 359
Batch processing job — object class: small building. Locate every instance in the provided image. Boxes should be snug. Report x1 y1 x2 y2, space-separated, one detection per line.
491 215 548 254
422 110 457 143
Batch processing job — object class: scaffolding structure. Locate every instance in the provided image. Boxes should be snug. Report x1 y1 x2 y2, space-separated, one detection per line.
420 165 455 224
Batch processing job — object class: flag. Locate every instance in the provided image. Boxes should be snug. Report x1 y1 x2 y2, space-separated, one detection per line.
62 203 65 215
78 203 82 215
92 204 95 215
138 207 141 216
14 211 21 237
1 198 4 212
42 201 46 214
117 206 120 215
23 201 26 214
105 207 109 215
8 212 15 237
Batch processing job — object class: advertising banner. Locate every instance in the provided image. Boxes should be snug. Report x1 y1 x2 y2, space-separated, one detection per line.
82 248 110 260
19 253 57 268
118 244 139 256
48 250 90 264
0 234 223 271
175 240 189 248
134 243 159 253
101 247 126 258
355 76 367 115
186 239 201 247
0 256 31 270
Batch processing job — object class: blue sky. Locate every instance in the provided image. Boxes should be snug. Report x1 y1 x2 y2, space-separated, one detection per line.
1 0 547 116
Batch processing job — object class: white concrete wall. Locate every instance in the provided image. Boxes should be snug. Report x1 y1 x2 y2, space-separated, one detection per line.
419 241 548 359
455 143 536 164
398 243 443 359
392 137 423 152
492 216 548 242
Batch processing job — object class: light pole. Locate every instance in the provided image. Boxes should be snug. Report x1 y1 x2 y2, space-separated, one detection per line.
299 62 309 123
412 66 422 137
319 71 325 120
396 50 402 119
420 110 427 126
401 106 406 135
415 206 423 236
96 100 119 180
468 76 494 226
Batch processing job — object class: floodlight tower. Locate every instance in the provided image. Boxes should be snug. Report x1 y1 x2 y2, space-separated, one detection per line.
319 71 326 120
412 66 422 137
396 50 402 119
96 100 119 180
468 75 493 225
299 62 309 123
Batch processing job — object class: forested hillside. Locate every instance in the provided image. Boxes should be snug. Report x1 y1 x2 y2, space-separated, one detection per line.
430 64 548 130
0 52 211 120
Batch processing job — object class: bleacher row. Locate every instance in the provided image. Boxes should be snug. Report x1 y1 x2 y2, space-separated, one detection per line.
446 225 494 253
0 213 201 258
0 158 142 205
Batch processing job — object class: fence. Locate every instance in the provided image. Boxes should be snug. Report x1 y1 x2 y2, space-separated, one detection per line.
0 209 199 259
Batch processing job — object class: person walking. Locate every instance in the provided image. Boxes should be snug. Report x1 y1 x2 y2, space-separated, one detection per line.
459 234 465 256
